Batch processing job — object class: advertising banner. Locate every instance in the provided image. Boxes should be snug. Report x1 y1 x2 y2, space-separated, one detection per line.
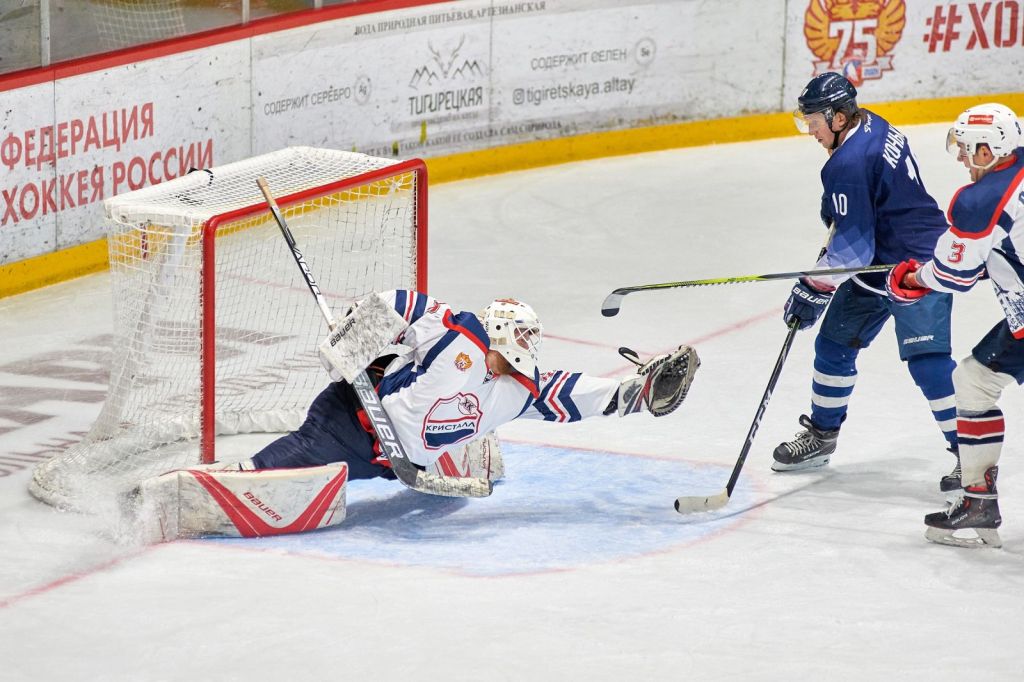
5 0 1023 267
1 81 55 263
784 1 1024 108
1 42 251 261
253 0 785 158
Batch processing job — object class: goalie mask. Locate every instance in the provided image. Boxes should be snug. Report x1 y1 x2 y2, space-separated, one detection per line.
946 103 1022 169
478 298 543 377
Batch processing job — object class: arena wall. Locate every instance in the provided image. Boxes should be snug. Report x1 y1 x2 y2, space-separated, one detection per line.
2 0 1023 296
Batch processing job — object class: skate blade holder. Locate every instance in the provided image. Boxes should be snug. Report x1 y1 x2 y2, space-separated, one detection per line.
925 526 1002 549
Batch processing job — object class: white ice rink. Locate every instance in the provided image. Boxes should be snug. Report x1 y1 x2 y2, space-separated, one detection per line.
1 124 1022 681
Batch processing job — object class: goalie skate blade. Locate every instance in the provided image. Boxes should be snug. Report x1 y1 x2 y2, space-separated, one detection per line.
600 292 625 317
924 526 1002 549
674 490 729 514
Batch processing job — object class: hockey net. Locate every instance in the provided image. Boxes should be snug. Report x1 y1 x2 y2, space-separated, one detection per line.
30 147 426 511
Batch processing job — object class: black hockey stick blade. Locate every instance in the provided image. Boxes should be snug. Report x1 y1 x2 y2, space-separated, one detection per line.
674 490 729 514
601 264 894 316
673 323 800 516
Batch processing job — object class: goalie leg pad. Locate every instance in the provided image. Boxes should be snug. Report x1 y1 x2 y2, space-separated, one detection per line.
318 292 408 383
429 432 504 481
123 463 348 543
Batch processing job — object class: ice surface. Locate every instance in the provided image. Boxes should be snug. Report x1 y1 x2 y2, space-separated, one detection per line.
1 125 1021 681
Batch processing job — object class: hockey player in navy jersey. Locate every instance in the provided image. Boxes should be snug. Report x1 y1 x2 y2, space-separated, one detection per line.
888 103 1024 548
243 291 699 480
773 73 959 484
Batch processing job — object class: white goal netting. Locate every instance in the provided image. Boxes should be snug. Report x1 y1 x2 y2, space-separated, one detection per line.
30 147 425 511
92 0 188 50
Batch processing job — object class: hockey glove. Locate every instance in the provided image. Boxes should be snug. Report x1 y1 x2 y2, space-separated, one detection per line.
886 259 931 305
783 279 833 330
612 345 700 417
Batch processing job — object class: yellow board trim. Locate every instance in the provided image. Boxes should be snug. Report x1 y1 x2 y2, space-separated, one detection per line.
0 239 109 298
4 91 1024 298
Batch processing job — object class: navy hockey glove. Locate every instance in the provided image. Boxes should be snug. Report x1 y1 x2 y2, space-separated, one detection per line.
886 259 930 305
784 279 833 330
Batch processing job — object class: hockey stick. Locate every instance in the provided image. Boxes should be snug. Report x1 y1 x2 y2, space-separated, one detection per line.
674 225 838 514
601 264 893 317
255 177 492 498
674 320 799 514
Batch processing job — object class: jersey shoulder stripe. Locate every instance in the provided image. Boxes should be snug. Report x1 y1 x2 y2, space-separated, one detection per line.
949 159 1024 239
557 373 583 422
392 290 432 324
531 371 583 422
442 310 489 355
533 371 566 421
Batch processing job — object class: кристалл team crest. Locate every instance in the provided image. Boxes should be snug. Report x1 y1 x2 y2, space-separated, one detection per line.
422 393 482 449
804 0 906 86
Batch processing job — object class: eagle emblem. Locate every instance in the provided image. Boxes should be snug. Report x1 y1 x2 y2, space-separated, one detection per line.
804 0 906 85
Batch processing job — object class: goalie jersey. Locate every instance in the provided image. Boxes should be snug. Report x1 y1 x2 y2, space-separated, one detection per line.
916 148 1024 339
375 290 619 467
809 109 949 293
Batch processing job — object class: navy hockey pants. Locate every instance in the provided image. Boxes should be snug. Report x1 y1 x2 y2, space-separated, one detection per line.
251 381 397 481
809 280 957 444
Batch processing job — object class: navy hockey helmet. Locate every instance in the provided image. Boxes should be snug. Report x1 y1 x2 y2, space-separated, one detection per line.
794 72 858 136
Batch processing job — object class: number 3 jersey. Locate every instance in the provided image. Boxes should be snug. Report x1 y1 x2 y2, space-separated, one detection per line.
916 148 1024 339
809 110 949 293
374 290 619 467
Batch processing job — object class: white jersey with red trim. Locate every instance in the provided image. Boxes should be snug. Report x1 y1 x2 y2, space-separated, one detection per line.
916 148 1024 338
374 290 619 467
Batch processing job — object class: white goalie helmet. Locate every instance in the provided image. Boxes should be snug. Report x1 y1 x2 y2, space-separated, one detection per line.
478 298 543 376
946 103 1023 169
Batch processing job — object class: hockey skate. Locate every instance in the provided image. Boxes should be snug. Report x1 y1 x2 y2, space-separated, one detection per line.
939 447 962 493
771 414 839 471
925 466 1001 549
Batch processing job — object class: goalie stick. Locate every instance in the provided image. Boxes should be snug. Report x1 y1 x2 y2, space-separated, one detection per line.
674 321 799 514
255 177 492 498
601 264 893 317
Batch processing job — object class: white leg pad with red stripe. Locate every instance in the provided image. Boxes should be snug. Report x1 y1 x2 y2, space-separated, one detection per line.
430 432 504 481
318 292 408 383
125 463 348 543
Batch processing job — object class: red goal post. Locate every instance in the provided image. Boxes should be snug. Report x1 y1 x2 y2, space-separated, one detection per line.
30 147 427 511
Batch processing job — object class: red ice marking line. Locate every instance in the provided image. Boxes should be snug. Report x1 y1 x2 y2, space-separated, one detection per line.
543 333 637 351
597 306 778 378
0 547 153 610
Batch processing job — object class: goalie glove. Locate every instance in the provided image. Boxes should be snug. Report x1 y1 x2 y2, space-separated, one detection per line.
612 345 700 417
